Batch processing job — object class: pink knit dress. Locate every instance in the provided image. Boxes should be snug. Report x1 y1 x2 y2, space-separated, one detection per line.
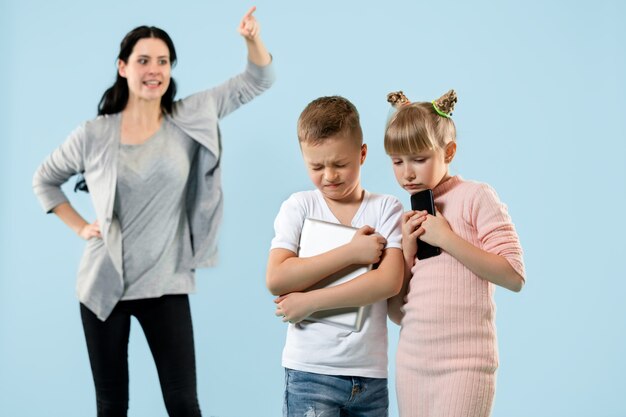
395 176 525 417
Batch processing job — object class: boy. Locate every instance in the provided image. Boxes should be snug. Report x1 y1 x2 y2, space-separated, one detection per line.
266 96 404 416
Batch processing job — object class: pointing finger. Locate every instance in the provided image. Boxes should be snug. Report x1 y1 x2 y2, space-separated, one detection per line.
243 6 256 20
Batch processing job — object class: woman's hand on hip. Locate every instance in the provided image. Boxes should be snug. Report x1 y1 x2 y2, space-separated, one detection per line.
78 220 102 240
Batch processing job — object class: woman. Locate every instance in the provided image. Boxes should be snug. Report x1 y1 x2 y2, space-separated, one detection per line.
32 7 274 416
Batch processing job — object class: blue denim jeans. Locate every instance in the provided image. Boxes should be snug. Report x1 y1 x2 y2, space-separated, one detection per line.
283 368 388 417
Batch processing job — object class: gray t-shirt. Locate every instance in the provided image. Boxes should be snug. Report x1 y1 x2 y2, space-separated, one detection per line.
114 119 201 299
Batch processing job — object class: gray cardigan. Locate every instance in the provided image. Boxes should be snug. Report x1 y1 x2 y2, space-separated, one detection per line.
33 60 275 320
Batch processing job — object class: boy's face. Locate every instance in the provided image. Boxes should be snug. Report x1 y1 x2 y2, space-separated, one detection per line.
301 135 366 203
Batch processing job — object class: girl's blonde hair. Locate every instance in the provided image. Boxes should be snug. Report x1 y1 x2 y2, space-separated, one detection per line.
384 90 457 155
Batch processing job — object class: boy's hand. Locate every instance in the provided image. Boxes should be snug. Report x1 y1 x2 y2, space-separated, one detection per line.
274 293 315 324
238 6 260 41
349 225 387 265
418 208 453 248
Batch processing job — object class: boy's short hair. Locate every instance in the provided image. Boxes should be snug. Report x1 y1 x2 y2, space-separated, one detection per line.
297 96 363 146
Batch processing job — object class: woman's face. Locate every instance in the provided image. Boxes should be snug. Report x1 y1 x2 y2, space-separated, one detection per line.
118 37 171 104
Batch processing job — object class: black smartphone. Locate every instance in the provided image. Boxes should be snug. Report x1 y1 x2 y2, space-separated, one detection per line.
410 189 441 260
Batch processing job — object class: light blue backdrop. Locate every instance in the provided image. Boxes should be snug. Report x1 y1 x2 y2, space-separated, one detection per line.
1 1 624 416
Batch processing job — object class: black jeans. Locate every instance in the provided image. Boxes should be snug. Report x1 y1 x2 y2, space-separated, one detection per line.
80 294 202 417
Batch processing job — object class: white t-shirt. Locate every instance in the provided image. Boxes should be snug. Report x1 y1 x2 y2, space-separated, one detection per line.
270 189 403 378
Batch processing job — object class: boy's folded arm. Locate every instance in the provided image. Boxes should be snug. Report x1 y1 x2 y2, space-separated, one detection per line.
265 243 360 296
303 247 404 312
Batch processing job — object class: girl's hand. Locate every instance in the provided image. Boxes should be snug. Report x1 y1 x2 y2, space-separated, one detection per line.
349 225 387 265
238 6 260 41
418 209 453 248
274 293 315 324
78 220 101 240
401 210 428 260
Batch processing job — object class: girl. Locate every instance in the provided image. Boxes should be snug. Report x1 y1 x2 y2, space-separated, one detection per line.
32 7 274 417
385 90 525 417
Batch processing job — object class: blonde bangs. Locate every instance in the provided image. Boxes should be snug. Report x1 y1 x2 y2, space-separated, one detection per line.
384 104 438 155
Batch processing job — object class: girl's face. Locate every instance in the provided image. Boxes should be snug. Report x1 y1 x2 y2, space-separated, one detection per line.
118 37 171 104
389 143 455 194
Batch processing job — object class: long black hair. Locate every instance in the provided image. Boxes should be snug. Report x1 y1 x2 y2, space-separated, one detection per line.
76 26 178 192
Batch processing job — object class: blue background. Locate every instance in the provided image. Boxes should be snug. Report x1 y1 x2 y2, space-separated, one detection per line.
1 1 625 416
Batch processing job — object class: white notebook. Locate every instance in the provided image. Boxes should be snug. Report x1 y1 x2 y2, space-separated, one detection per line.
297 218 372 332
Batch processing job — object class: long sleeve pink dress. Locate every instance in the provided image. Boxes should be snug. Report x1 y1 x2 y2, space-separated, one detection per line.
396 175 525 417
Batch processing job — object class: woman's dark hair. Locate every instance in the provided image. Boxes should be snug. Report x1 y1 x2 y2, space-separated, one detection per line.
77 26 178 193
97 25 178 116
